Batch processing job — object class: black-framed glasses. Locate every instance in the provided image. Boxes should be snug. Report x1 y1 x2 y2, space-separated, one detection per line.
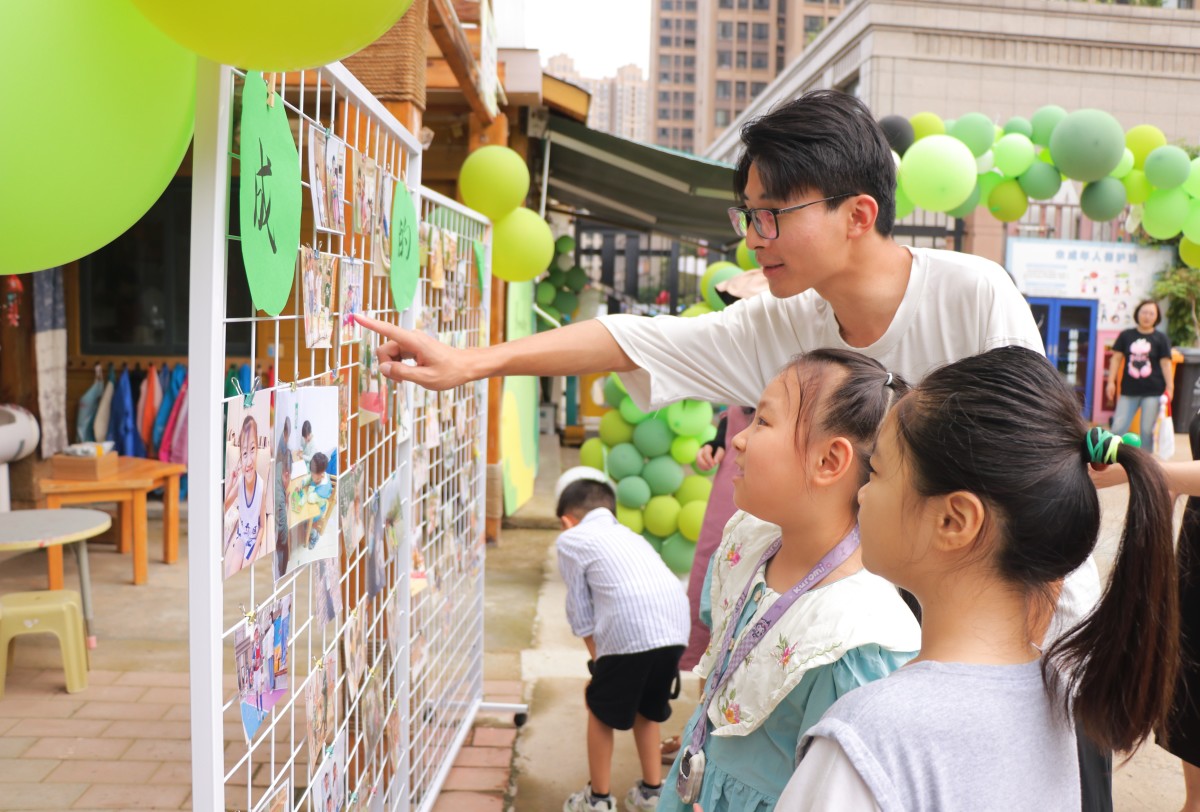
727 193 855 239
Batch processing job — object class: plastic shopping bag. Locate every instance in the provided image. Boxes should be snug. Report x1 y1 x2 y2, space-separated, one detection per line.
1154 394 1176 460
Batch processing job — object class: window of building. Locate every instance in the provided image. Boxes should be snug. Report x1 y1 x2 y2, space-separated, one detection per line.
719 0 734 7
754 0 771 8
736 81 747 99
737 22 748 39
660 18 672 30
717 50 732 67
659 71 670 82
751 51 769 69
715 109 730 127
683 109 695 120
684 72 695 82
658 127 671 140
736 51 747 68
683 55 695 67
753 22 770 40
718 21 734 39
837 72 860 98
684 18 696 31
658 91 670 102
659 35 671 46
684 0 696 9
683 38 695 47
659 55 671 67
683 91 695 103
751 81 767 95
739 0 749 7
716 80 732 99
805 0 824 3
682 128 694 141
660 0 672 7
659 107 671 119
804 15 824 39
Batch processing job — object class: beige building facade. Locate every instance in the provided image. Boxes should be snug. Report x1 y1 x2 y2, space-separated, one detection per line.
545 56 650 142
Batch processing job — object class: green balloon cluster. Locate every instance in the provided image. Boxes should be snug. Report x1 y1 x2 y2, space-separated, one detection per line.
536 235 588 330
582 374 719 567
881 106 1198 233
700 261 742 311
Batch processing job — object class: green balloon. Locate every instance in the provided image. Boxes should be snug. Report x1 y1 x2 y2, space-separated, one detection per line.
1080 178 1128 222
1018 162 1062 201
642 531 664 554
633 417 674 459
1 0 195 275
643 456 685 496
644 496 682 538
694 461 717 478
670 436 700 465
680 303 714 318
704 265 742 311
565 266 589 293
580 437 606 471
946 182 981 219
660 532 696 575
1030 105 1068 147
1143 188 1190 240
1183 158 1200 198
1181 200 1200 244
537 304 561 328
678 501 707 542
1181 238 1200 270
1049 109 1125 182
894 181 916 220
736 239 760 270
616 476 652 510
977 171 1005 206
993 134 1035 178
1144 145 1192 190
606 443 645 480
700 261 740 299
536 281 557 306
548 268 567 287
909 112 945 142
458 145 530 221
1126 124 1168 169
666 400 714 438
603 373 627 407
1110 149 1135 180
618 396 652 425
553 289 579 316
1003 117 1033 138
676 474 713 506
555 234 576 255
616 504 643 533
700 424 718 443
987 180 1028 222
493 208 555 283
599 410 635 447
899 135 977 212
1123 170 1154 205
949 113 996 158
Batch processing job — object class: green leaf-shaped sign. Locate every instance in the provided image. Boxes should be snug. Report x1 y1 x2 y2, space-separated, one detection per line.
390 181 419 311
239 71 301 316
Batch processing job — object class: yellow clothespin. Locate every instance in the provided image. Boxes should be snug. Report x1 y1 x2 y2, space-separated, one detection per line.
240 604 255 627
265 72 277 108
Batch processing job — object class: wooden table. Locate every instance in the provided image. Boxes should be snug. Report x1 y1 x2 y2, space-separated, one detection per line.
0 508 112 646
36 458 187 586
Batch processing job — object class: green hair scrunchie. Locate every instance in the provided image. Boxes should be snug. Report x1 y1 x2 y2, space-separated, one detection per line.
1084 426 1141 465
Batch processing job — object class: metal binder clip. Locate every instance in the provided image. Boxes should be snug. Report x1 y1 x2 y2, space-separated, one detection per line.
231 376 261 408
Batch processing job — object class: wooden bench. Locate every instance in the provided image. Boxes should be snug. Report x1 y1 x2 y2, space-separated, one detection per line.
36 458 187 586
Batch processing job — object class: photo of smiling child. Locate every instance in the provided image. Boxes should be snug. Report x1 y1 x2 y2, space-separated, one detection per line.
223 398 274 579
339 257 363 346
275 386 340 574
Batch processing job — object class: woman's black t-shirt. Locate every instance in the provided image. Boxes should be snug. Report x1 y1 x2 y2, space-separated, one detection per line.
1113 327 1172 398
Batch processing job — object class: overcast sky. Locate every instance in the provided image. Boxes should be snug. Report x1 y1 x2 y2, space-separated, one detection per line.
521 0 652 79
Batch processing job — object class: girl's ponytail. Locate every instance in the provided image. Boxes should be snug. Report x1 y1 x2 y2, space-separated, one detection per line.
1047 432 1179 752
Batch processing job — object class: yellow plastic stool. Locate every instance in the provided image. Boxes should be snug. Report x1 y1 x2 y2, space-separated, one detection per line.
0 590 89 697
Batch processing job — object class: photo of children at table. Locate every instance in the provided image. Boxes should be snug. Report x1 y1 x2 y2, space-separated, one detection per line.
274 386 341 575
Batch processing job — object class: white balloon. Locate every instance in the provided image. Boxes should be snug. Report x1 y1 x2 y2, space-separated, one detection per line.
976 150 995 174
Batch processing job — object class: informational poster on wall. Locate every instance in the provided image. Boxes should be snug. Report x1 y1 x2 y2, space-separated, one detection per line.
1007 238 1174 329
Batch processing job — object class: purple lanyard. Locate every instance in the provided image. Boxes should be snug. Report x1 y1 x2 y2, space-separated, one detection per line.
689 527 860 754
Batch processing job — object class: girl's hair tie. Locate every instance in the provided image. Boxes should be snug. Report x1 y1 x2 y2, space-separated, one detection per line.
1083 426 1141 465
884 372 894 388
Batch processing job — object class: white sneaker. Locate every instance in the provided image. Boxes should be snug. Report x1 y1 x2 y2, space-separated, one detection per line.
564 784 616 812
624 782 662 811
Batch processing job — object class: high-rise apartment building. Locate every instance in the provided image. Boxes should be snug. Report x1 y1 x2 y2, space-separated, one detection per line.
650 0 844 154
545 56 650 142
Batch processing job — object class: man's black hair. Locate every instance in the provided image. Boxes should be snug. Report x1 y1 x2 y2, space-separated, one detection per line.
734 90 896 236
556 479 616 520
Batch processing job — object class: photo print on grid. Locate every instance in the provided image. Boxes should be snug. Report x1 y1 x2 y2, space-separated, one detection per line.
306 651 338 771
324 135 347 234
313 729 346 812
313 556 342 628
301 246 337 350
343 606 368 698
338 257 364 346
373 172 393 278
307 124 329 230
234 593 292 742
256 778 290 812
224 396 275 580
360 667 385 750
358 332 388 425
275 386 340 575
353 155 378 237
364 488 388 600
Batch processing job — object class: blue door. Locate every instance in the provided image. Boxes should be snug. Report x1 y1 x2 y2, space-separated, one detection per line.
1028 297 1098 417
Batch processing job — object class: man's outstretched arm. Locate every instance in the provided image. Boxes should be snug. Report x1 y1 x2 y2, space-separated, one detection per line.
355 315 637 391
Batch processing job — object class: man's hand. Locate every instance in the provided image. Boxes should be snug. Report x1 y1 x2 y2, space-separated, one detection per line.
694 445 724 472
1105 381 1116 402
355 314 476 391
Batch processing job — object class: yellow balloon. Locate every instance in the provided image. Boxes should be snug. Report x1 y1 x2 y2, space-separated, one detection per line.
1181 238 1200 270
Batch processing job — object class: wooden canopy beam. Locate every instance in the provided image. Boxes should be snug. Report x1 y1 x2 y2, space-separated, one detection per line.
427 0 493 123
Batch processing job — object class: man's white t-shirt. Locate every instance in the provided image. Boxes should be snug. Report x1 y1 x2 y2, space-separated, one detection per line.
597 245 1100 636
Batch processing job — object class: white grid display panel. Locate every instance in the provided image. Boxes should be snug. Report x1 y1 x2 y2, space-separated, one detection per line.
187 61 490 812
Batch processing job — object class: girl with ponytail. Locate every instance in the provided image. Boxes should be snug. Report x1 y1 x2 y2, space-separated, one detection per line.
779 346 1179 810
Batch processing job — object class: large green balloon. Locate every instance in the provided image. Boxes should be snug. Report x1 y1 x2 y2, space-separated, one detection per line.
949 113 996 158
1030 105 1067 147
643 456 685 496
1122 170 1154 205
616 476 652 510
1003 117 1033 139
899 135 977 212
1182 200 1200 244
458 146 530 221
599 410 635 447
553 289 579 316
1181 238 1200 270
670 436 700 465
548 267 567 287
993 134 1035 178
642 531 664 554
909 112 945 142
1 0 195 275
607 443 645 480
633 418 674 459
555 234 576 255
618 396 652 425
603 374 627 408
680 303 714 318
894 182 916 220
1018 162 1062 201
580 437 606 471
666 400 715 438
536 281 557 306
1126 124 1168 169
987 180 1028 222
1143 188 1190 240
676 475 713 506
977 171 1006 207
703 265 742 311
492 208 555 283
616 505 644 534
644 496 682 538
1080 178 1128 222
660 533 696 575
736 239 760 270
1049 110 1125 182
565 266 590 293
132 0 413 70
1110 149 1135 180
1144 146 1192 191
678 501 707 542
1184 158 1200 198
946 183 981 219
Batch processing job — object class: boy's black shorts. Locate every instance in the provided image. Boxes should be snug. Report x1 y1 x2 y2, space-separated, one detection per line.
585 645 684 731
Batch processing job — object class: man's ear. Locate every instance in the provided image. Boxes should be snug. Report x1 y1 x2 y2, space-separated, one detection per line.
845 194 880 239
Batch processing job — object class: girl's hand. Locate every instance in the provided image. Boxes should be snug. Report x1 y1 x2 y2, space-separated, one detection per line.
695 445 724 472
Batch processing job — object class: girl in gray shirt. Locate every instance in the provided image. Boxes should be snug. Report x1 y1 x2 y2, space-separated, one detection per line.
781 346 1180 810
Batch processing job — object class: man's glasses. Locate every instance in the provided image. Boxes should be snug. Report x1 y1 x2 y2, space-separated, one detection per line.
727 193 854 239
